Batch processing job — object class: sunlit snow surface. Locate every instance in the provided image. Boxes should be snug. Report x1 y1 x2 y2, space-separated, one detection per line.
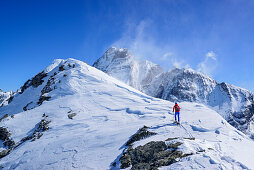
0 59 254 169
93 47 254 139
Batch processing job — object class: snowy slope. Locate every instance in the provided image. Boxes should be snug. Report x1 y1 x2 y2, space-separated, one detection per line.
147 68 254 138
94 48 254 139
0 58 254 169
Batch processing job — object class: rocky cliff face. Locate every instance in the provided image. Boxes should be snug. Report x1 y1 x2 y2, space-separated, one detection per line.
146 68 254 138
93 47 164 91
93 47 254 138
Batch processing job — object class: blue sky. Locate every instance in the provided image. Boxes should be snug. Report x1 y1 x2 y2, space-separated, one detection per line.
0 0 254 92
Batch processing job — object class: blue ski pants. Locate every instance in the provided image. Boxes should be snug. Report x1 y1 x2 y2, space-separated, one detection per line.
175 112 180 122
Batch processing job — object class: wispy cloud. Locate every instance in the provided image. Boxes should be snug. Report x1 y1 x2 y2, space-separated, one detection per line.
197 51 218 76
112 19 218 75
111 19 185 69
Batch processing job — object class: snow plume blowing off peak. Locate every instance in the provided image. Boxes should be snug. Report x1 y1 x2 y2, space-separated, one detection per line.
1 57 254 169
94 47 254 139
93 46 164 91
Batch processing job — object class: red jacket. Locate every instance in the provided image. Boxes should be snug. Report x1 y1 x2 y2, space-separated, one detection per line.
173 104 181 112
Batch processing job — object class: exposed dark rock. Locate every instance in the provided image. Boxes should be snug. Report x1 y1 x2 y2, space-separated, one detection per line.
21 117 51 142
112 162 117 167
63 74 67 77
11 115 14 118
0 117 50 159
23 102 33 111
166 137 195 141
20 80 32 94
68 113 77 119
168 142 182 150
19 71 47 94
3 139 15 148
165 137 178 141
117 126 196 169
41 77 55 96
59 65 65 71
219 82 231 96
36 118 50 132
0 127 15 151
126 126 157 146
120 150 132 169
0 127 11 141
243 103 254 124
31 71 47 87
37 95 51 105
183 137 195 140
120 140 191 169
0 114 8 122
128 141 167 164
7 96 14 104
131 163 153 170
197 149 205 153
155 85 164 99
0 149 10 158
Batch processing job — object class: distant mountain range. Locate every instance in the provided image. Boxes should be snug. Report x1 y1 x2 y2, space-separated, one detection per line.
93 47 254 139
0 55 254 169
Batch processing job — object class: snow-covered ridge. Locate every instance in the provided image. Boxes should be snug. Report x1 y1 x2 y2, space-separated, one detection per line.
0 58 148 116
93 47 254 139
0 58 254 169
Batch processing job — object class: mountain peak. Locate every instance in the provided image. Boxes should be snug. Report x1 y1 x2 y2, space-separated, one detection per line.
93 47 254 139
1 57 254 169
168 67 215 82
93 47 163 91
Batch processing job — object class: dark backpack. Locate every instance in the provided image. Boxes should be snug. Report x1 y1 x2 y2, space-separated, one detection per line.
175 105 180 112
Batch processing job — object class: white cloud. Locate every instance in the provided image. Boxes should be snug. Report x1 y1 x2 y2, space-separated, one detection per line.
206 51 217 60
162 52 173 61
112 19 219 75
171 56 183 68
197 51 218 75
111 19 185 69
184 64 191 69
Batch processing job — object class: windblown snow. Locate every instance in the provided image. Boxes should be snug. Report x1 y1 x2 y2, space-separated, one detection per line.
0 58 254 169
